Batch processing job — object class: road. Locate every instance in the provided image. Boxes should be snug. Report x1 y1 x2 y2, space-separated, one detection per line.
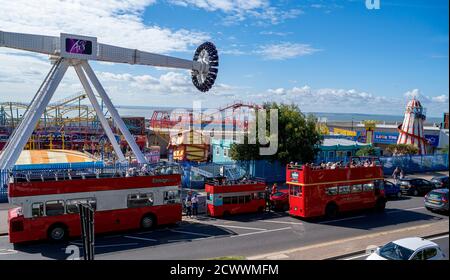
342 235 449 260
0 193 448 260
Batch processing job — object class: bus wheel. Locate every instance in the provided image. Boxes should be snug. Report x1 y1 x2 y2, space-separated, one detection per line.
325 203 338 219
375 198 386 212
141 214 156 230
48 224 68 242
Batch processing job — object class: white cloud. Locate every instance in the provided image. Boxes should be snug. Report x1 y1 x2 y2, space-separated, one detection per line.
168 0 302 25
256 42 320 60
0 0 208 54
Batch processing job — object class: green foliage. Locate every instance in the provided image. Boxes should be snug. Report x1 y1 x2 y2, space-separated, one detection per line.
386 144 419 156
229 102 323 164
355 146 377 156
441 145 449 154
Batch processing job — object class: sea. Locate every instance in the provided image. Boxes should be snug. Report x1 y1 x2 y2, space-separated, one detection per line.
115 105 443 125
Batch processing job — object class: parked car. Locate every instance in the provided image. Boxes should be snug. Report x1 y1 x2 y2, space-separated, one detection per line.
399 178 435 196
424 188 449 213
270 190 289 211
380 180 402 199
366 237 446 260
430 175 449 189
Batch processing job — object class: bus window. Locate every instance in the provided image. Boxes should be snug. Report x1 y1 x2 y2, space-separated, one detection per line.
223 197 232 204
32 202 44 217
326 186 338 196
290 186 302 196
244 195 251 203
363 183 374 192
127 193 154 208
164 190 180 204
66 198 97 214
338 186 350 194
237 196 245 204
231 196 238 204
45 200 65 216
351 185 362 193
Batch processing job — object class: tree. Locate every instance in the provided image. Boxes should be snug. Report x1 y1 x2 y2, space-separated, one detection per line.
229 102 323 164
386 144 419 156
355 146 377 156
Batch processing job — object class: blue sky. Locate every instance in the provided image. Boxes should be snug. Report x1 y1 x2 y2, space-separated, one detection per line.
0 0 448 117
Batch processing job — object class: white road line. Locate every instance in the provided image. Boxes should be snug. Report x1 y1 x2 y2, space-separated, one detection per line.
344 253 370 260
192 220 268 231
387 207 425 214
259 220 303 225
212 224 268 231
170 230 213 237
95 243 138 248
70 241 138 248
318 216 366 224
429 234 449 241
0 236 8 238
231 227 291 238
124 235 157 242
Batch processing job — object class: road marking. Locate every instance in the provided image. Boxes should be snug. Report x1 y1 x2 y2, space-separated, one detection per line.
192 220 268 231
266 253 289 260
124 235 157 242
213 224 267 231
387 206 425 214
70 242 138 248
95 243 138 248
344 253 370 260
429 234 449 241
231 227 291 238
0 249 17 255
170 230 213 237
318 216 366 224
259 220 303 225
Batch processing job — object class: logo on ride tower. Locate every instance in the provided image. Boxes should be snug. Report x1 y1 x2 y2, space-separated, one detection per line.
291 172 299 182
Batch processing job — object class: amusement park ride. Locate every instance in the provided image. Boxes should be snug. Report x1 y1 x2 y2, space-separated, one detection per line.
0 30 219 170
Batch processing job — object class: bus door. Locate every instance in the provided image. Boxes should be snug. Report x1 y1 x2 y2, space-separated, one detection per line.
289 184 303 216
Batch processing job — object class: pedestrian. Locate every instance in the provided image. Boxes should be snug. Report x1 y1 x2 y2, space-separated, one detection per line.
271 183 278 195
392 167 401 184
264 186 271 212
400 169 406 179
185 192 193 218
192 194 198 217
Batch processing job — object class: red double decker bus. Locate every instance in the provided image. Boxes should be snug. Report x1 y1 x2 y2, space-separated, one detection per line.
7 164 182 243
205 178 266 217
286 162 386 218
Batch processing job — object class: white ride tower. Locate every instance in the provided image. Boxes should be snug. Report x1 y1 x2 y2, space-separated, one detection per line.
0 30 219 170
397 98 427 154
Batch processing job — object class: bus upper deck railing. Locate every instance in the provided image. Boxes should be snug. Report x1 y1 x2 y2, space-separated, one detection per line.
7 162 182 184
205 177 266 187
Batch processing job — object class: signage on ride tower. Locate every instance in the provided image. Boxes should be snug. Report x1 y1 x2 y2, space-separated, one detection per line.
60 33 97 60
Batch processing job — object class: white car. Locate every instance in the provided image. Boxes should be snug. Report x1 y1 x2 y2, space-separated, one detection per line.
366 237 446 260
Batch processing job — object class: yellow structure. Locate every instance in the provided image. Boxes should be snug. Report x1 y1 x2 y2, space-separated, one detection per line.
168 129 210 162
333 127 357 137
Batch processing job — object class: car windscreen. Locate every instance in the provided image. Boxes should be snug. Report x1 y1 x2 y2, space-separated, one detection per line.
428 192 444 200
379 242 415 260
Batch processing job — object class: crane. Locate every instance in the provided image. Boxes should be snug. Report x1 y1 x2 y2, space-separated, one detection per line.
0 30 219 170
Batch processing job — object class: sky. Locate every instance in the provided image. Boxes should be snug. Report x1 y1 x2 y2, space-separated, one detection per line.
0 0 448 117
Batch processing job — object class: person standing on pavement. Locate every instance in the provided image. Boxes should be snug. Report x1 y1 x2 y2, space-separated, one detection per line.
185 192 193 218
264 186 271 212
191 194 199 217
392 167 401 184
271 183 278 195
